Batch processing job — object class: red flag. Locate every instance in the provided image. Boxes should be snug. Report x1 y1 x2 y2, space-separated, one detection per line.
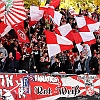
55 24 96 45
44 30 74 57
29 20 37 27
49 0 60 8
75 16 100 32
0 22 7 34
13 23 30 43
30 6 44 21
40 6 62 26
66 30 83 44
0 2 5 21
0 21 11 37
39 6 54 18
0 0 26 26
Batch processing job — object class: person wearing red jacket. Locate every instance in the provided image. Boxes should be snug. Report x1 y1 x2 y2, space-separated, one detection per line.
13 46 21 72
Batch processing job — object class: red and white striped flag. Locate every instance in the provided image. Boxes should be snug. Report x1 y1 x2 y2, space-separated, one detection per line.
0 2 5 21
40 5 62 26
44 30 74 57
30 6 44 22
53 11 62 26
0 0 27 26
75 16 100 32
55 24 96 45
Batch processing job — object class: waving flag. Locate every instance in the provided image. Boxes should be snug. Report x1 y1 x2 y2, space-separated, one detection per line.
54 24 82 44
75 16 100 32
0 21 11 37
55 24 96 45
49 0 60 8
53 11 62 26
13 22 30 43
30 6 44 22
0 0 26 26
44 30 74 57
0 2 5 21
40 5 62 26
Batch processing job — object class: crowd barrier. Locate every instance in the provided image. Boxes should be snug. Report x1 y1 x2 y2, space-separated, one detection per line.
0 73 100 100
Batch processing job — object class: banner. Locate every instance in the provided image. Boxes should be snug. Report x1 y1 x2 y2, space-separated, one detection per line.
0 74 100 100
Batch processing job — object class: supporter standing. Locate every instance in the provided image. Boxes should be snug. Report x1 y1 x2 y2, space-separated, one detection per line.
50 56 61 73
90 53 99 74
13 46 21 72
0 41 8 59
18 54 30 73
0 41 8 70
58 51 68 73
91 9 99 22
80 42 92 74
0 52 4 72
33 45 40 72
39 52 50 73
5 52 15 73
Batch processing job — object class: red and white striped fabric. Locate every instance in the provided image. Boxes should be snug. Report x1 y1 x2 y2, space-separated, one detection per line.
0 0 26 26
55 24 96 45
44 30 74 57
30 6 44 22
75 16 100 32
53 11 62 26
55 24 83 44
40 6 62 26
54 23 72 36
79 32 96 45
69 8 78 16
0 2 5 21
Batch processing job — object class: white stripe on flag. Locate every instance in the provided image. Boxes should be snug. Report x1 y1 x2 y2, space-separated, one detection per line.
1 25 11 37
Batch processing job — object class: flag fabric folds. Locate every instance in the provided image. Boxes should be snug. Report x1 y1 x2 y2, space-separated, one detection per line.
0 21 11 37
30 6 44 22
13 23 30 43
55 24 96 45
79 32 96 45
0 0 26 26
53 11 62 26
49 0 60 8
40 6 62 26
44 30 74 57
0 2 5 21
75 16 100 32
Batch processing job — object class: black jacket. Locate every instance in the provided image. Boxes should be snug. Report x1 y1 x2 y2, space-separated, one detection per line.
50 62 61 73
19 57 30 71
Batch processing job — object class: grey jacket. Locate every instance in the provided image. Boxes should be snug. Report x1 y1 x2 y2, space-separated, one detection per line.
0 47 8 58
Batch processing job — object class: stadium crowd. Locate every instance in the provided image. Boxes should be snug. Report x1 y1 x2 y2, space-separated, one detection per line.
0 7 100 74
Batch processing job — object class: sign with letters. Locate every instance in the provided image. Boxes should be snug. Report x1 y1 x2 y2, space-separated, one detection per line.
0 74 100 100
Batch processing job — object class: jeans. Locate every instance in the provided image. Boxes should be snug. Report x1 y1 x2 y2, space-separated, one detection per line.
85 57 91 74
14 60 19 72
